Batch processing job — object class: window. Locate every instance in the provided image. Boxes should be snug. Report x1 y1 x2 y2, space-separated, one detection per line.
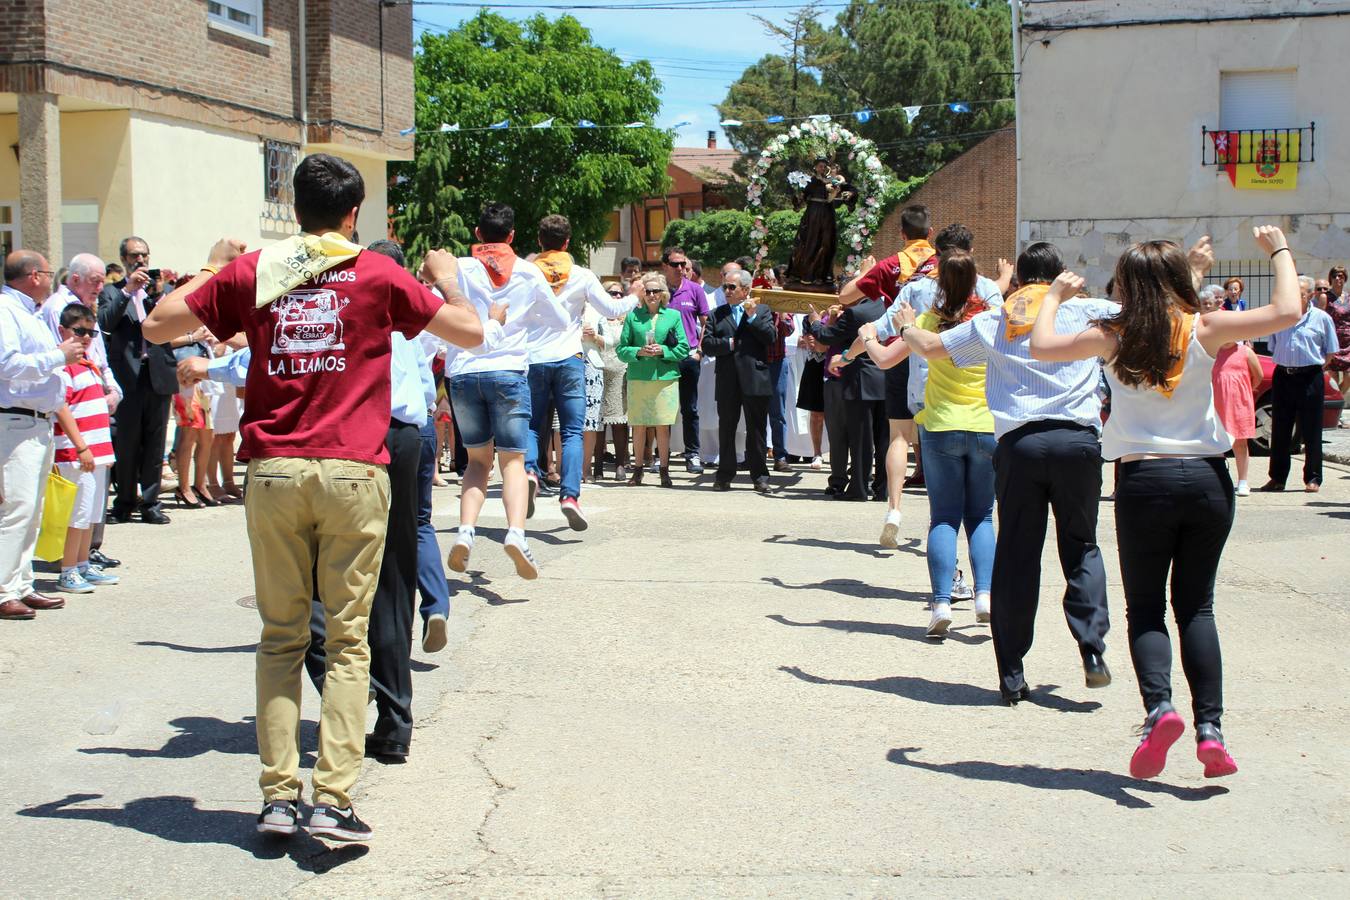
0 203 17 259
208 0 263 36
644 206 667 243
603 210 621 243
263 139 299 222
1220 69 1296 130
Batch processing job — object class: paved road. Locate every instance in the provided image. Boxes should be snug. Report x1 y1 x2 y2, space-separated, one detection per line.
2 454 1346 898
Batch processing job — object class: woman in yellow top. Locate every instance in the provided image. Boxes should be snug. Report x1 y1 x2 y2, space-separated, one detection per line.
858 249 995 638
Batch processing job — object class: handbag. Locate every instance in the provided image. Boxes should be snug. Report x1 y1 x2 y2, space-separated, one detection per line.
35 469 78 562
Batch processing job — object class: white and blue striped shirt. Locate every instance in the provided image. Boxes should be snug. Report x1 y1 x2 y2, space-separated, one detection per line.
874 275 1004 408
940 297 1118 441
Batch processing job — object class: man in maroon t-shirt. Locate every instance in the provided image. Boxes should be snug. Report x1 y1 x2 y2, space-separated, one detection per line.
146 154 483 843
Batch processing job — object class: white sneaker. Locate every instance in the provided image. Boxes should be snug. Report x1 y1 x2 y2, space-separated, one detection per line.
503 530 539 580
927 602 953 638
974 592 991 624
1235 480 1250 497
879 509 901 548
423 613 448 653
951 569 974 601
809 455 823 470
447 530 474 573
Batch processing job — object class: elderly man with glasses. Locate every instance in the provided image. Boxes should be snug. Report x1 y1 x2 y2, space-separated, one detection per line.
1 250 87 620
661 246 711 474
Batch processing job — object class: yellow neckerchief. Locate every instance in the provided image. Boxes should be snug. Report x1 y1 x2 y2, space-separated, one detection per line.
1157 312 1197 398
534 249 574 295
471 243 516 289
897 239 936 282
254 231 362 308
1000 282 1051 340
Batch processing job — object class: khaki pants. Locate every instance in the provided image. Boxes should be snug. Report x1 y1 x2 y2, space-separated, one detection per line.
245 456 390 807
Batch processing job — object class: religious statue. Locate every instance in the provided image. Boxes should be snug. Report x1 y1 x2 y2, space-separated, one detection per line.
784 155 857 291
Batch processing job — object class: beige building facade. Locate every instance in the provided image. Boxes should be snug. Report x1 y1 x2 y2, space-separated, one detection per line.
1015 0 1350 301
0 0 413 272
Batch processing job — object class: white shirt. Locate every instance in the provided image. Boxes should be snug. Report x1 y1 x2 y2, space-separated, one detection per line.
0 285 66 413
41 285 120 397
447 257 568 377
528 265 637 365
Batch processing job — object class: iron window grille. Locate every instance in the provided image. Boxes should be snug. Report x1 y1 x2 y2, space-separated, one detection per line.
1201 124 1315 166
263 139 299 224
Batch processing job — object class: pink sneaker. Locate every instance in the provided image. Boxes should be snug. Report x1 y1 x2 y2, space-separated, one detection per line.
1195 723 1238 778
1130 701 1185 779
560 497 588 532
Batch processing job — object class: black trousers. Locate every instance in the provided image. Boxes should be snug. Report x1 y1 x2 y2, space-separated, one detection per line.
1116 457 1233 727
844 397 887 499
716 393 769 483
678 356 701 459
1268 365 1324 486
823 379 850 492
110 372 171 516
305 420 422 744
990 421 1110 697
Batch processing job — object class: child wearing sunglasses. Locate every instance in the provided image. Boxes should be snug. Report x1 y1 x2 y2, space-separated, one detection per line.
51 303 119 594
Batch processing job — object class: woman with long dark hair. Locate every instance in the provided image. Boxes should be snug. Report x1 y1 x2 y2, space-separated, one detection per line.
1030 226 1301 779
860 248 995 638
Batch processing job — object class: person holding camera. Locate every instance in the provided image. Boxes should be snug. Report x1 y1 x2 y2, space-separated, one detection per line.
99 236 180 525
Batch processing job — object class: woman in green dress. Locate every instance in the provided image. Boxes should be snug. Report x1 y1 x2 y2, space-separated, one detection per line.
617 273 690 486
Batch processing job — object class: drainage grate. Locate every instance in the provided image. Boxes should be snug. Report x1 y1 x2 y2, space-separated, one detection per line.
236 595 257 609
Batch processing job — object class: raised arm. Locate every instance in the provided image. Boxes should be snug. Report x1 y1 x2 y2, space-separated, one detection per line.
1029 271 1117 362
145 239 246 344
1196 226 1302 354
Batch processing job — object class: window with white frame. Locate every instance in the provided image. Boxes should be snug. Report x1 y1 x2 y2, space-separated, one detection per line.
208 0 263 36
0 203 18 260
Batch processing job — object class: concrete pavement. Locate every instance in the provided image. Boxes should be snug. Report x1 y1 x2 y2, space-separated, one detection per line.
1 454 1346 898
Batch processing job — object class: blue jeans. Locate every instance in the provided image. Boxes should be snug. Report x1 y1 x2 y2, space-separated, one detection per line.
450 370 530 453
417 419 451 623
919 426 996 603
769 358 789 460
524 355 586 501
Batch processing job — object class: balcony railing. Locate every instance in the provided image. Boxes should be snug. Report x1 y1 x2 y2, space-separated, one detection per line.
1201 124 1315 166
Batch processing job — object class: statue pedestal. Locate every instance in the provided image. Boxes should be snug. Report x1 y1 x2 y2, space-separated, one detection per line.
752 287 839 315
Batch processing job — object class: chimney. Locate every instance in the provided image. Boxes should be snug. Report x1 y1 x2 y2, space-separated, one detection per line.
707 130 717 150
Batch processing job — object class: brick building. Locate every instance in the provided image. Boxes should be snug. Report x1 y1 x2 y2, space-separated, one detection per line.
873 127 1016 278
0 0 413 269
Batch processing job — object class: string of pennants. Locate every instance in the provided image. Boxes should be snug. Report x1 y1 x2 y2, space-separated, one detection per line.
397 97 1009 136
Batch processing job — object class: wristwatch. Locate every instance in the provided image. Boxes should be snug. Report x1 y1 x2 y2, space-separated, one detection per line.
899 324 911 339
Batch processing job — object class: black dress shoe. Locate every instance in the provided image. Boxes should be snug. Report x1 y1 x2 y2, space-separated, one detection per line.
1001 685 1031 706
365 736 409 763
753 478 772 494
108 510 134 524
823 485 841 497
713 481 731 492
832 492 865 501
89 549 120 568
141 508 172 525
1082 651 1112 688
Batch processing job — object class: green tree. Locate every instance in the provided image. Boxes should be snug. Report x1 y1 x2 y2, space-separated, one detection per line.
391 12 672 263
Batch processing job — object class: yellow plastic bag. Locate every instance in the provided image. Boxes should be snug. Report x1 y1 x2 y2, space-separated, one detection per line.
35 469 78 562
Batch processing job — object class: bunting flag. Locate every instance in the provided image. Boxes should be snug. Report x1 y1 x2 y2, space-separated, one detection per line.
809 114 830 122
489 119 510 129
531 118 554 129
765 115 785 123
854 109 872 124
1226 131 1300 190
670 120 692 128
948 102 971 113
578 119 597 128
720 118 743 126
439 122 459 132
398 126 417 136
903 106 921 123
624 121 645 128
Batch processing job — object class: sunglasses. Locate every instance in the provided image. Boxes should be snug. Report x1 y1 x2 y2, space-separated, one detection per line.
608 290 624 297
645 289 665 296
69 326 97 337
665 260 688 268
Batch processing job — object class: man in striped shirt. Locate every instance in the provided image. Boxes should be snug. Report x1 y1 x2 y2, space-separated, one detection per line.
51 304 120 594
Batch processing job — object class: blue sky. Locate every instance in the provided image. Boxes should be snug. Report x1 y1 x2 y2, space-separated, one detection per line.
411 4 797 148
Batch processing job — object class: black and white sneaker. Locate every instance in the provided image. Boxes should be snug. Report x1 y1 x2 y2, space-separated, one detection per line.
256 799 299 836
306 803 374 842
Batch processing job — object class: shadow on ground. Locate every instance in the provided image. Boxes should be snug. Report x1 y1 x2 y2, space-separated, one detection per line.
136 641 256 654
762 576 929 603
17 793 367 871
767 614 990 646
765 533 923 558
779 665 1100 713
886 747 1229 809
79 716 316 767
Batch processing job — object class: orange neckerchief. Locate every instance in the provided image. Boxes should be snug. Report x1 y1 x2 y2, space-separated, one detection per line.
897 239 936 282
534 249 573 295
1001 282 1051 340
471 243 517 288
1157 312 1196 398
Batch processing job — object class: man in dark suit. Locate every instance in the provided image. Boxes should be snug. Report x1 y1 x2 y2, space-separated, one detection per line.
808 295 888 501
701 270 776 493
99 236 179 524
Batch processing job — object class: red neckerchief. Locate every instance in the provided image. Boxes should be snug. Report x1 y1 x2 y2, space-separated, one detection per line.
471 243 516 288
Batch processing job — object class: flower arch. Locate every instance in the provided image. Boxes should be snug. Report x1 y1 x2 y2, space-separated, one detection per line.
746 118 890 278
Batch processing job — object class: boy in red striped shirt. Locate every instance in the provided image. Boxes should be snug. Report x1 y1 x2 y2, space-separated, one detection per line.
51 304 119 594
